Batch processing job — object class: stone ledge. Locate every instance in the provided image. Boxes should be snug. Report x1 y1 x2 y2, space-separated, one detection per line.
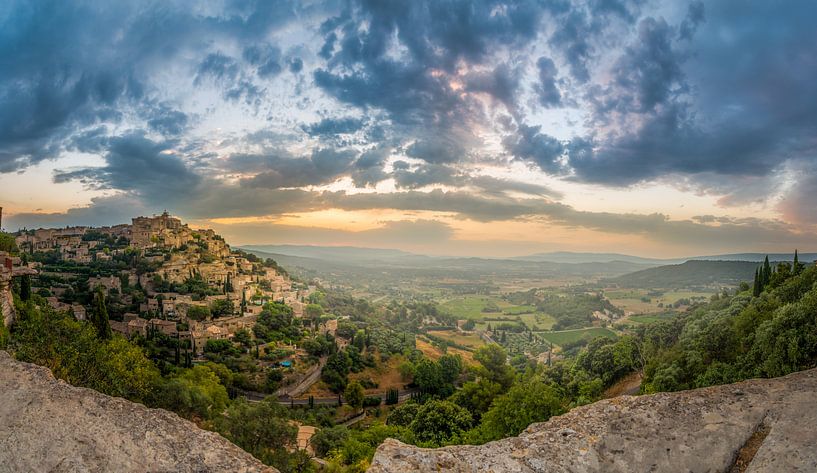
0 351 276 473
369 368 817 472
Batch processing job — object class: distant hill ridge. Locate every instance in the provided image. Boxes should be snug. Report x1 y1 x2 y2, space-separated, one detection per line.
609 260 760 288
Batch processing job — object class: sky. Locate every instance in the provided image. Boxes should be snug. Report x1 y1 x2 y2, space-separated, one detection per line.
1 0 816 258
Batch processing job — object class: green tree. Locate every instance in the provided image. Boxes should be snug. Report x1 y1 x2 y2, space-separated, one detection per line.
233 328 252 349
311 425 349 457
210 298 235 318
438 353 463 384
474 344 514 390
344 380 365 410
409 400 473 445
414 358 448 396
215 398 297 468
449 379 503 421
477 377 564 441
793 249 802 275
186 305 211 321
387 401 419 427
90 286 112 339
322 350 351 393
19 274 31 301
305 303 324 320
159 365 229 419
0 232 16 253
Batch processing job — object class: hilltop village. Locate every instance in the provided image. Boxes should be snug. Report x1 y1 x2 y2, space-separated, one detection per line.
11 212 316 355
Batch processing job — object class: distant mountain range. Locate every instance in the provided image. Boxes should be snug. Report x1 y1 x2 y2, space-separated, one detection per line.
239 245 657 282
242 245 814 265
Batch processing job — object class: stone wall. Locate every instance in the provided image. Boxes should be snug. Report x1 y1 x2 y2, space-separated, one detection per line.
0 271 13 327
370 368 817 472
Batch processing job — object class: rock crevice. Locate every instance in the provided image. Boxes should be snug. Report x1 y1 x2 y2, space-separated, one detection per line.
370 368 817 472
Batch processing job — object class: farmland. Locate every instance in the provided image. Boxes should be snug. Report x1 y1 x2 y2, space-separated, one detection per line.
536 327 617 347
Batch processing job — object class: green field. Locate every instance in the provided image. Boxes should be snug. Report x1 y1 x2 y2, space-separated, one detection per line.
440 295 506 319
473 312 557 332
537 327 617 346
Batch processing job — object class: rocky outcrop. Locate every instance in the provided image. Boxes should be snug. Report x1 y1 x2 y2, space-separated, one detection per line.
0 351 275 473
370 368 817 472
0 262 14 327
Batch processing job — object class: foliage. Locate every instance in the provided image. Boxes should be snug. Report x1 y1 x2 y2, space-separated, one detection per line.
11 302 160 403
322 350 351 393
408 399 473 446
89 287 112 339
214 398 297 469
159 365 229 419
473 344 514 390
210 298 235 318
448 379 503 421
186 305 211 321
473 377 564 442
344 380 365 409
0 232 17 253
253 302 300 342
311 425 350 457
387 401 420 427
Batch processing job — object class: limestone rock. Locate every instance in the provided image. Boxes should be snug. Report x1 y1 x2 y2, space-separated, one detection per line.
370 368 817 472
0 351 275 473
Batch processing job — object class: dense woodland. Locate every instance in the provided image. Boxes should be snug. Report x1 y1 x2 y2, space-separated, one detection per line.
2 231 816 472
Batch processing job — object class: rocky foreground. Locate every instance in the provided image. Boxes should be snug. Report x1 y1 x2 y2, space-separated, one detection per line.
0 351 275 473
370 368 817 472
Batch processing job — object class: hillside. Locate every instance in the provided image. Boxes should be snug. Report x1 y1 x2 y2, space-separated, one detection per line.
610 260 758 288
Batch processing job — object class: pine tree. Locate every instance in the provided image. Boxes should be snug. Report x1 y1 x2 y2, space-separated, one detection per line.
91 287 112 339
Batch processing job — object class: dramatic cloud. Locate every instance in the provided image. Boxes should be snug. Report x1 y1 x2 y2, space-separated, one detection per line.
2 0 817 255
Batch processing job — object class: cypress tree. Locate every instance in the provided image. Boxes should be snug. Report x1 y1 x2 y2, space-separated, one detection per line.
793 249 801 275
762 255 771 286
20 274 31 302
752 268 760 297
91 287 112 339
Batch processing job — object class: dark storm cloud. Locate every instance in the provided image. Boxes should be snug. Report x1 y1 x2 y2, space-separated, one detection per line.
303 117 367 137
564 0 817 203
534 57 562 108
4 0 817 240
53 132 201 203
0 0 300 172
392 164 464 189
195 53 240 83
350 147 390 187
243 44 284 78
465 63 523 113
503 124 565 174
146 103 190 136
406 138 468 165
238 148 360 189
678 1 705 41
312 0 554 151
289 57 304 73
